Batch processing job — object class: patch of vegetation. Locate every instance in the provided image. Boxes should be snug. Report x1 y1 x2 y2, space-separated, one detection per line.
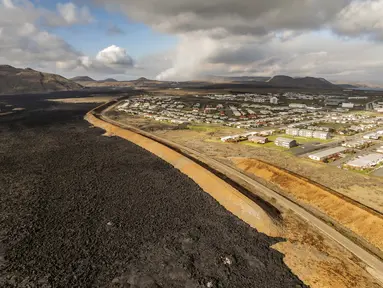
187 124 220 133
271 134 333 144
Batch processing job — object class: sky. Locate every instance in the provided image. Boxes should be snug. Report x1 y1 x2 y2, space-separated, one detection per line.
1 0 383 84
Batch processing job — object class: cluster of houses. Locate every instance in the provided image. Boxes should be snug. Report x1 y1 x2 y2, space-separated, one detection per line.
200 93 281 104
221 130 275 143
363 130 383 140
285 128 331 140
221 131 298 149
342 139 372 149
116 96 329 129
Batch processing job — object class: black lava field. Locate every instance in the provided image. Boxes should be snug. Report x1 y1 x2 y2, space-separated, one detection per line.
0 93 307 287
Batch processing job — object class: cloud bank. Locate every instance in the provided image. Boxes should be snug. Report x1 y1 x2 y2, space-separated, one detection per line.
92 0 383 83
0 0 134 77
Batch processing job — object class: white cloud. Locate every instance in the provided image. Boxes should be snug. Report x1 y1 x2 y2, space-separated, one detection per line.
333 0 383 40
89 0 383 84
96 45 134 66
55 2 94 26
0 0 125 77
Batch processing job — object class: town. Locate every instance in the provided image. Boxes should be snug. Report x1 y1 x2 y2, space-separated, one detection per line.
114 92 383 176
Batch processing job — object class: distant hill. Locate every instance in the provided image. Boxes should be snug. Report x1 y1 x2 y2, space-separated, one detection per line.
0 65 83 94
70 76 95 82
100 78 118 82
268 75 340 89
206 76 271 83
337 84 359 89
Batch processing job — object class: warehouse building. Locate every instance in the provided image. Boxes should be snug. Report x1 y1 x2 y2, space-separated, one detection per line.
309 147 347 161
248 135 268 144
275 137 297 148
346 153 383 169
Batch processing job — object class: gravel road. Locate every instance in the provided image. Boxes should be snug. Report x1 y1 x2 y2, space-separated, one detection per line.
0 94 306 287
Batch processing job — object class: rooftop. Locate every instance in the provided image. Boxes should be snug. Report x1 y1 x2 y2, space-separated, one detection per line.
347 153 383 167
309 147 347 159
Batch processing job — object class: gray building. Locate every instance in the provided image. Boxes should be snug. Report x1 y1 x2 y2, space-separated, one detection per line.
346 153 383 169
286 128 300 136
313 131 331 140
275 137 297 148
325 96 347 106
249 135 268 144
309 147 347 161
299 129 314 138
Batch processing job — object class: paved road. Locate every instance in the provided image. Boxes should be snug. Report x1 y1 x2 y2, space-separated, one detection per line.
102 110 383 281
0 94 307 287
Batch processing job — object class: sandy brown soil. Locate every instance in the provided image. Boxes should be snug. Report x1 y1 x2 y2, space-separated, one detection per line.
273 212 381 288
231 157 383 256
48 96 116 104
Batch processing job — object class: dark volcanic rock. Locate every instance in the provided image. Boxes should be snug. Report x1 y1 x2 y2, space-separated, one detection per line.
0 95 307 287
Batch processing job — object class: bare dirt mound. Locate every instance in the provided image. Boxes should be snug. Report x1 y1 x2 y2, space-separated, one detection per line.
232 157 383 258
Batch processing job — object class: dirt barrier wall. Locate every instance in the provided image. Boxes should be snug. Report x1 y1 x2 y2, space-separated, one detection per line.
85 112 277 236
232 157 383 259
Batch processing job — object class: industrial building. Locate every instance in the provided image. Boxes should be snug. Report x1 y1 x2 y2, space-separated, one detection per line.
346 153 383 169
309 147 347 161
248 135 268 144
275 137 297 148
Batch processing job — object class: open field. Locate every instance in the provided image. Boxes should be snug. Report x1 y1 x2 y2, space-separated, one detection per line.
0 94 308 287
140 125 383 214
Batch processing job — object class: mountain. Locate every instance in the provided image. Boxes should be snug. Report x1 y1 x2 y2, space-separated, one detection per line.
206 76 271 83
0 65 83 94
268 75 340 89
337 84 359 89
70 76 95 82
100 78 118 82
